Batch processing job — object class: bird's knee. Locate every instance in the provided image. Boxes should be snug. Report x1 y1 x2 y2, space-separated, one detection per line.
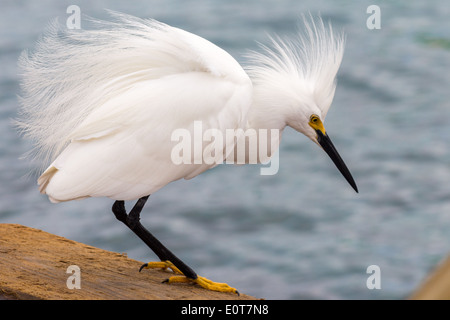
112 200 127 222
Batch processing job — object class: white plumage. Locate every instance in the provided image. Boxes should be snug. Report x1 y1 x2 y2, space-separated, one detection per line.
17 12 351 203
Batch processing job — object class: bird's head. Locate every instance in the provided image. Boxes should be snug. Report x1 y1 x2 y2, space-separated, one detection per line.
247 15 358 192
284 100 358 193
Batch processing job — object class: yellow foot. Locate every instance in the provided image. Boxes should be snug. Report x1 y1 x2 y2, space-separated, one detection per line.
139 260 239 295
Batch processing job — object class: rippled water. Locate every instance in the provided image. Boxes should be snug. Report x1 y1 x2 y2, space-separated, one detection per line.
1 0 450 299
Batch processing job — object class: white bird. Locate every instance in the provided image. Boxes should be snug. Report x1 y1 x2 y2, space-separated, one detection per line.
17 12 358 294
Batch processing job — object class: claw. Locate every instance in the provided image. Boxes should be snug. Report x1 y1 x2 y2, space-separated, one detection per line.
139 263 148 272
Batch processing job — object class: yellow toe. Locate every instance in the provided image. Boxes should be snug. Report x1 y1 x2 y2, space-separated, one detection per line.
166 275 239 295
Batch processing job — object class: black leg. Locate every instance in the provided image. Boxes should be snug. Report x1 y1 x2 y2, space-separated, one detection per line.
112 195 198 280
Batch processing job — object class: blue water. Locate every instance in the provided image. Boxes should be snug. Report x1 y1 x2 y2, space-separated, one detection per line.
1 0 450 299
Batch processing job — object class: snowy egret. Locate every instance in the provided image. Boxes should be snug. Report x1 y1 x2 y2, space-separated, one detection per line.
17 12 358 294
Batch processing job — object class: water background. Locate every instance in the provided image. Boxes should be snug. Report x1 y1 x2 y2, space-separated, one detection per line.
1 0 450 299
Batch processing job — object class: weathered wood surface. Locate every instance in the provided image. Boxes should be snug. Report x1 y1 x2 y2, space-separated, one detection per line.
0 224 257 300
410 256 450 300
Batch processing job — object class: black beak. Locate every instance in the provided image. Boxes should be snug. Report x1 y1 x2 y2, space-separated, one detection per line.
316 130 358 193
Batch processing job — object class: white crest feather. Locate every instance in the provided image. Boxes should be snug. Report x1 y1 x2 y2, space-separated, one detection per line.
245 14 345 119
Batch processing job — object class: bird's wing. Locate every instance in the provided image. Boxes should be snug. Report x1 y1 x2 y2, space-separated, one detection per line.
18 12 254 201
38 60 252 202
34 25 252 201
18 11 250 167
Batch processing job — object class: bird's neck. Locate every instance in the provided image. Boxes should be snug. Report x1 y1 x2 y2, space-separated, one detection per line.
245 80 297 133
246 101 288 132
224 94 288 165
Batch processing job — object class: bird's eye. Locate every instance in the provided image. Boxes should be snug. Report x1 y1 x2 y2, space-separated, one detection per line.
309 115 325 133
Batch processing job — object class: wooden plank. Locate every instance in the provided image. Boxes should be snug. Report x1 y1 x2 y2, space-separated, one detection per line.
0 224 256 300
410 256 450 300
